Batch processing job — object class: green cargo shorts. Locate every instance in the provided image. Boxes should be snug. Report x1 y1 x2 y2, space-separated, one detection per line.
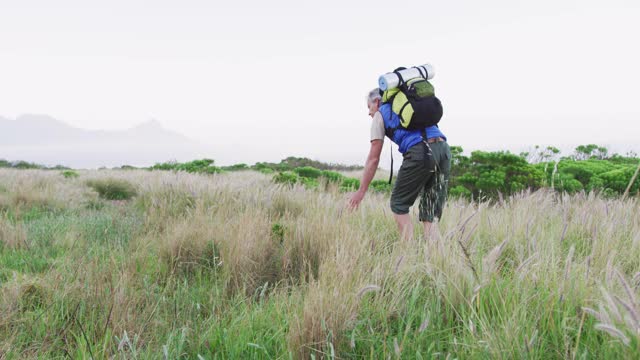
390 141 451 222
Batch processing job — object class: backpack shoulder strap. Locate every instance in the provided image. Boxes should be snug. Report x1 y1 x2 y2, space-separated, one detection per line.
380 106 398 139
388 142 394 185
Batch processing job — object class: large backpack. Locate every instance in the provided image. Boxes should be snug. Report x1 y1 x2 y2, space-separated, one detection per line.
381 67 443 131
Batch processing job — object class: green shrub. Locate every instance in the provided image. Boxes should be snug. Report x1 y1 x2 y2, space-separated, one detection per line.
370 179 392 193
13 161 42 169
86 178 138 200
340 178 360 192
61 170 79 179
253 162 292 172
176 159 221 174
273 171 299 186
177 158 214 171
301 177 319 190
294 166 322 179
251 157 364 174
587 175 605 192
321 170 344 183
253 162 269 171
151 161 179 171
476 170 506 195
222 163 249 171
150 159 221 174
598 167 639 195
449 185 472 199
449 150 545 199
259 168 275 175
555 175 584 194
601 188 618 198
279 156 364 171
203 166 223 174
535 158 638 196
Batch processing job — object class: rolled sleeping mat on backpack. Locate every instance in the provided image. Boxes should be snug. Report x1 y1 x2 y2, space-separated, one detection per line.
378 64 435 91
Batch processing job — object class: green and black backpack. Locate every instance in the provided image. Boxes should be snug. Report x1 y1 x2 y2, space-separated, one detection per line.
381 67 443 130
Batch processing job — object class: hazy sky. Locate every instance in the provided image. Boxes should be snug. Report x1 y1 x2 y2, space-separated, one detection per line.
1 0 639 166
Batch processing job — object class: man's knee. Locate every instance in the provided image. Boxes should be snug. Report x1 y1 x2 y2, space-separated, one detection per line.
390 198 410 215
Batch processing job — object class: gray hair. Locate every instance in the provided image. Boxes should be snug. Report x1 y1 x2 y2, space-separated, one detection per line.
367 88 381 103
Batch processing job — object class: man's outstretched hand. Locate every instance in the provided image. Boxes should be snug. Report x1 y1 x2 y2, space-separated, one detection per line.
347 190 365 210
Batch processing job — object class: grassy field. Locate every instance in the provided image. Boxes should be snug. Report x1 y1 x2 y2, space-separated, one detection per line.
0 168 639 359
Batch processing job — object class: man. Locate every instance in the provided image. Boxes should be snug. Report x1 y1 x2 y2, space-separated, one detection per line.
348 88 451 241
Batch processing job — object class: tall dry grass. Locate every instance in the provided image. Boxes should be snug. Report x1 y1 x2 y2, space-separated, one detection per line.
0 168 639 358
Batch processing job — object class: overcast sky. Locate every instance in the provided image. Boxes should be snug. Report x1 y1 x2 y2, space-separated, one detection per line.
1 0 639 166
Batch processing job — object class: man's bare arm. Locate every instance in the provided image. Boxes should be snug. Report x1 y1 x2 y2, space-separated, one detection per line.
358 139 383 192
348 139 383 209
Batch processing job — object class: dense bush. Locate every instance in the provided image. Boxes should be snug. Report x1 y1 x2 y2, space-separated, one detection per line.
300 177 320 190
554 175 584 194
340 178 360 192
369 179 392 193
12 161 43 169
151 159 222 174
449 185 472 199
221 163 249 171
0 159 69 170
252 156 364 172
536 157 639 196
86 178 138 200
294 166 323 179
273 171 299 186
271 166 355 191
150 161 179 171
449 150 545 199
321 170 344 183
177 159 220 173
598 167 639 194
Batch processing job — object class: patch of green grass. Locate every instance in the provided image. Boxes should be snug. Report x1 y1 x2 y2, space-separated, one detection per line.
196 290 297 359
0 211 75 277
82 197 107 211
0 250 53 280
271 222 285 244
2 202 67 223
76 209 142 249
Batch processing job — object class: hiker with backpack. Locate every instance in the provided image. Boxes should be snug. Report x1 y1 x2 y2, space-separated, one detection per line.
348 66 451 241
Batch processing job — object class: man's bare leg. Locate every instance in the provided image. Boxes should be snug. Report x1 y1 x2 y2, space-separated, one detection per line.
393 213 413 242
423 221 434 240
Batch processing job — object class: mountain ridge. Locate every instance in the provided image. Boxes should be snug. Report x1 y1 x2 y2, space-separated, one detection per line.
0 114 211 168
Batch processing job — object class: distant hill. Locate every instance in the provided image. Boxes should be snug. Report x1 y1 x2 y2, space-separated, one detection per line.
0 114 212 169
